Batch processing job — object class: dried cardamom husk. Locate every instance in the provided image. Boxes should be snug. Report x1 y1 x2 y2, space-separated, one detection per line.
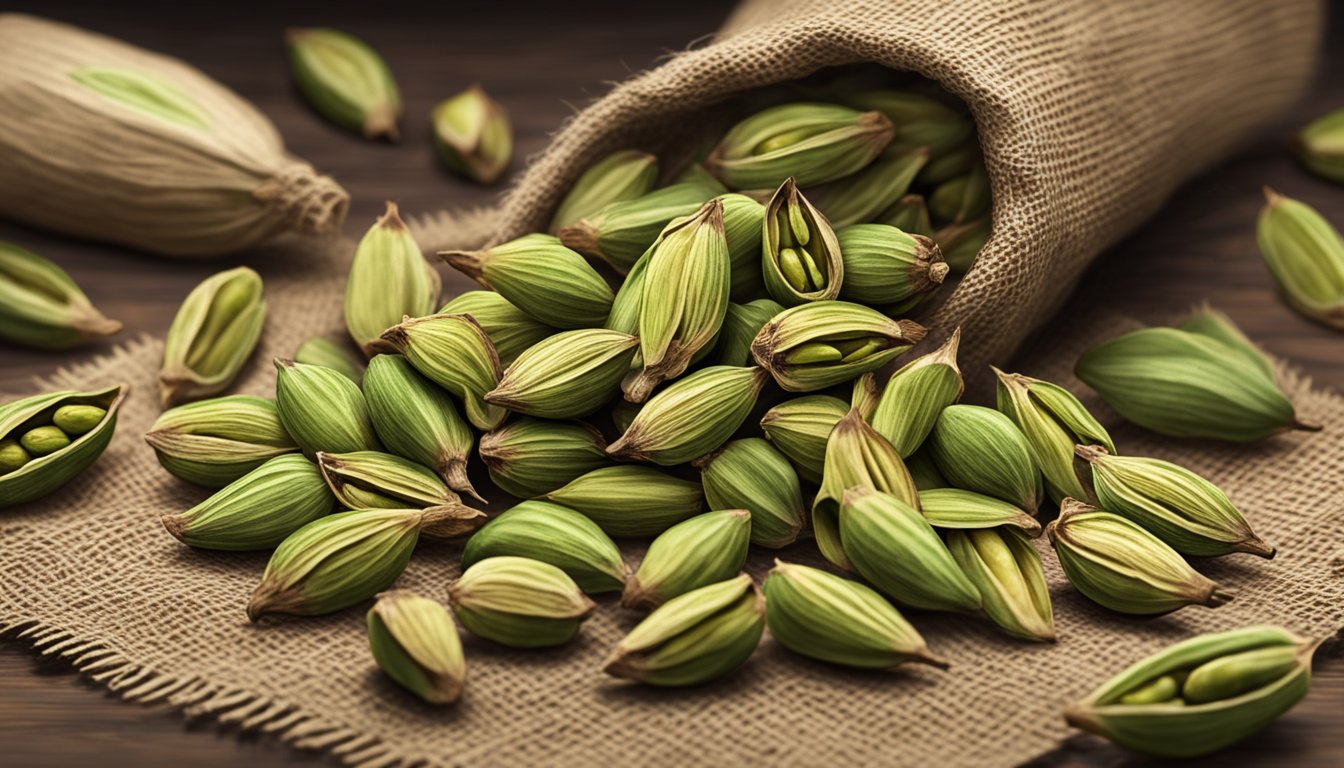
1076 444 1274 558
486 329 639 418
295 337 364 383
478 418 609 499
161 454 333 550
0 15 347 257
317 450 485 524
1065 626 1319 757
1256 188 1344 330
274 358 382 458
543 465 703 537
623 509 752 610
550 149 658 232
927 404 1043 513
439 235 613 329
706 103 894 190
558 183 718 273
159 267 265 407
607 366 768 466
714 299 785 367
761 179 844 306
696 438 805 549
810 146 929 229
145 394 298 488
367 591 465 705
432 84 512 184
870 328 963 456
879 193 935 236
995 368 1114 503
448 556 595 648
0 384 125 508
344 202 440 356
0 242 121 350
763 560 948 670
1047 499 1233 615
605 573 764 687
837 223 948 312
947 527 1055 642
462 500 627 594
752 300 926 391
918 488 1042 536
377 313 505 431
1292 109 1344 183
286 27 400 140
759 394 848 484
439 290 553 367
844 90 973 155
718 193 768 300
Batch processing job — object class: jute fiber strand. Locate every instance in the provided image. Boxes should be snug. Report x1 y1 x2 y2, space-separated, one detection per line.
3 1 1343 767
0 15 349 258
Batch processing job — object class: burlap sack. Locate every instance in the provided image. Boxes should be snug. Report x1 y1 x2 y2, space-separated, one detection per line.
3 1 1341 767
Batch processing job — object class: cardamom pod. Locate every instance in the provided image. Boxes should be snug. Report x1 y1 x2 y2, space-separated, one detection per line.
1065 626 1319 757
762 179 845 305
835 224 947 312
753 300 927 392
550 149 658 232
811 146 930 229
286 27 400 140
1256 188 1344 331
844 90 973 155
1179 304 1278 381
935 218 990 274
478 418 609 499
607 366 768 465
317 450 484 523
714 299 785 367
432 84 511 184
145 395 298 488
706 103 894 189
696 438 805 548
274 358 382 458
1292 108 1344 183
604 573 764 687
558 183 718 273
485 329 638 418
719 193 768 300
462 500 627 594
0 242 121 350
946 527 1055 642
622 509 752 610
995 368 1114 503
344 202 440 355
439 290 553 367
0 384 125 507
879 193 935 236
929 162 990 225
367 591 465 705
906 446 947 490
1075 444 1274 558
161 454 333 550
363 354 481 502
918 488 1043 536
376 313 505 431
295 337 364 383
870 328 964 456
610 399 641 435
763 560 948 670
927 404 1043 512
603 242 652 336
159 267 265 407
543 465 703 537
1047 499 1234 615
448 556 596 648
673 160 730 193
917 141 979 187
1074 326 1317 442
439 234 614 329
839 487 982 612
758 394 848 484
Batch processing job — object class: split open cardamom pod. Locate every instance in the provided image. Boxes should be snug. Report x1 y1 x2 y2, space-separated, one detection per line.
286 27 401 140
0 384 125 508
432 85 512 184
761 179 845 305
159 267 265 407
752 300 926 391
145 395 298 488
317 451 484 525
367 591 465 705
0 242 121 350
344 202 440 356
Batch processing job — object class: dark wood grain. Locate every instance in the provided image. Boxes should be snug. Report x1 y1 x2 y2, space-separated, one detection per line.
1 2 1341 766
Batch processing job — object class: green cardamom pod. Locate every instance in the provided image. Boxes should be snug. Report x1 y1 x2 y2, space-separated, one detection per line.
844 90 973 155
145 395 298 488
543 465 703 537
947 527 1055 642
838 223 948 313
432 84 512 184
1065 626 1319 757
1047 499 1234 615
1179 304 1278 381
839 487 982 612
753 300 926 392
995 368 1115 503
763 560 948 670
1074 325 1317 442
673 160 730 193
850 371 880 420
376 313 505 431
295 337 364 383
935 218 990 274
478 418 609 499
929 162 990 225
811 146 930 229
878 193 934 236
706 103 894 190
557 183 718 273
1292 109 1344 183
714 299 784 367
448 556 596 648
488 329 639 418
0 242 122 350
870 328 963 456
1075 444 1274 558
762 179 845 305
285 27 400 140
604 573 764 687
1256 188 1344 330
917 488 1043 536
696 438 805 549
317 450 484 524
159 267 265 407
622 509 751 610
602 241 652 336
927 404 1043 512
367 591 465 705
758 394 847 484
439 291 553 367
462 500 627 594
550 149 659 232
607 366 768 465
718 193 767 300
274 358 382 458
906 446 947 490
161 454 333 550
439 234 613 329
917 141 979 187
363 354 481 502
0 384 125 507
344 202 440 356
610 399 641 434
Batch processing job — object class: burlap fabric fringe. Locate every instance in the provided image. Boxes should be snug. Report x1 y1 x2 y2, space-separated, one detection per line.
3 1 1342 766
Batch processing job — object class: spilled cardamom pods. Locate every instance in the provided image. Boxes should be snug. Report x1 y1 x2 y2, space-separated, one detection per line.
448 556 595 648
622 509 751 610
462 500 627 594
344 201 440 356
0 241 121 350
161 454 333 550
160 267 265 407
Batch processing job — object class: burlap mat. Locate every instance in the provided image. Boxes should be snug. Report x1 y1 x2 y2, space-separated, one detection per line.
3 1 1342 766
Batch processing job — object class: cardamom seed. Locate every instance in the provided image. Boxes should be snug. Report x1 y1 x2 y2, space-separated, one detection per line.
1256 188 1344 330
917 488 1042 536
607 366 768 465
844 90 973 155
439 291 553 367
927 404 1043 512
160 267 265 407
0 384 125 507
995 368 1114 503
432 84 512 184
622 509 751 610
836 223 947 312
878 193 934 236
1292 108 1344 183
557 183 718 273
478 418 609 499
448 556 595 648
317 450 484 523
344 202 440 356
145 395 298 488
696 438 805 548
285 27 400 140
274 358 382 458
0 439 29 474
20 426 68 456
295 337 364 383
869 328 964 456
161 454 333 550
376 313 505 430
811 146 930 229
706 103 894 189
488 329 639 417
758 394 848 484
753 300 927 391
462 500 627 594
439 235 614 329
50 404 104 436
543 465 703 537
0 241 121 350
946 527 1055 642
550 149 659 232
367 591 465 705
761 179 845 305
714 299 784 367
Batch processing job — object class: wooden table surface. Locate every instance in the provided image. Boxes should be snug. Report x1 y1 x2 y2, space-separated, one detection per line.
1 2 1341 766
